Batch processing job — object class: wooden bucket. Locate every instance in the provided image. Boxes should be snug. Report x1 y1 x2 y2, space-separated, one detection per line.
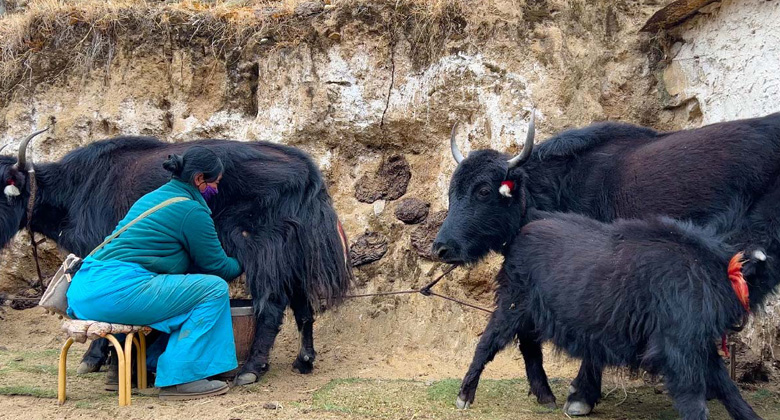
231 299 256 363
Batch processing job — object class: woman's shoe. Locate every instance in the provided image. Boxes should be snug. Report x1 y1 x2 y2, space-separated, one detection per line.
159 379 229 401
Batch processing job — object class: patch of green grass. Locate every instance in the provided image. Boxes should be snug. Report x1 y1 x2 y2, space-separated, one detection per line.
0 348 72 376
652 409 680 420
753 388 775 401
426 378 460 402
0 385 56 398
5 362 59 376
310 378 780 420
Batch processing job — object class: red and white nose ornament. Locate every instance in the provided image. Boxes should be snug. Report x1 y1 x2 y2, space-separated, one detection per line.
499 180 515 198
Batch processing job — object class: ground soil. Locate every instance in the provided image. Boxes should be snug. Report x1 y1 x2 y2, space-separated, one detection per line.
1 306 779 420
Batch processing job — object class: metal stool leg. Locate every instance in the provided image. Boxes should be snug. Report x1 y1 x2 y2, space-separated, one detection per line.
105 334 127 406
58 338 74 405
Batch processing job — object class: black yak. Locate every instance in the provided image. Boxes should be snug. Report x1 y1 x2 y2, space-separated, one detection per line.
0 132 352 385
453 210 765 420
433 112 780 415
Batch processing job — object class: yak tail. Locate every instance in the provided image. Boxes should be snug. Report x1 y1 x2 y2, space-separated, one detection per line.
292 193 353 309
221 190 353 314
728 252 750 312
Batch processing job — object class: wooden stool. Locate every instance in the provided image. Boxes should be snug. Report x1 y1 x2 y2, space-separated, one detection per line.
59 320 151 406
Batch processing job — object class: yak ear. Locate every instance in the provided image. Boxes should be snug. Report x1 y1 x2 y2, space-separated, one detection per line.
498 167 528 200
506 166 528 189
3 170 25 198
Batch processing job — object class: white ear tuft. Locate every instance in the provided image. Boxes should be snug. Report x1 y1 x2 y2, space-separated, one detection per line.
4 184 20 197
499 184 512 198
753 250 767 262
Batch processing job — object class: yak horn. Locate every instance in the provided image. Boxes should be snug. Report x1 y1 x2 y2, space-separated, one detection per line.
507 109 535 169
15 127 49 171
450 123 465 164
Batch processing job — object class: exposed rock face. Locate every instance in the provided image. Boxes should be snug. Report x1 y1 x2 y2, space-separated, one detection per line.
354 155 412 204
350 231 388 266
393 197 429 224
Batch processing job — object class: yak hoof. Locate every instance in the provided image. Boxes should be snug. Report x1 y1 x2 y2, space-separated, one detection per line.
542 401 558 410
455 396 470 410
233 372 258 386
564 400 593 416
77 362 100 375
568 385 577 396
293 356 314 374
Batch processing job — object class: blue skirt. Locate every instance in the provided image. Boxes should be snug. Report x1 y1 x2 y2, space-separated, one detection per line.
66 257 237 387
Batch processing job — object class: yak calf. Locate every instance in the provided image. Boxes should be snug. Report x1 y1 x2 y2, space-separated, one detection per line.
457 212 764 420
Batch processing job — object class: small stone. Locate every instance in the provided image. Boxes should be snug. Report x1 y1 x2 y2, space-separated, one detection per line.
13 356 23 362
394 198 430 224
263 402 280 410
294 1 324 17
328 32 341 41
373 200 386 215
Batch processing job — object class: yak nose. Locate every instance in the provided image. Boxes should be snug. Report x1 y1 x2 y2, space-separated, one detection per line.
432 242 454 261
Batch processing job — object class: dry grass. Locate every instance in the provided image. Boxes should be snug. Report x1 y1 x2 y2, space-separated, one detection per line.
0 0 471 101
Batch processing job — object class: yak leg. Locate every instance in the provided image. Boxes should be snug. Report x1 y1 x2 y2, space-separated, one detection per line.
77 338 110 374
290 289 316 374
234 294 289 386
517 329 556 409
706 348 762 420
457 307 519 409
664 348 708 420
564 358 603 416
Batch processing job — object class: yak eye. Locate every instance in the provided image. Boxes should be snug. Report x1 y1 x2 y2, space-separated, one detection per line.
477 186 491 198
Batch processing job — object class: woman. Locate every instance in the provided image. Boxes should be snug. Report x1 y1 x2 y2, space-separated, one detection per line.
67 146 243 400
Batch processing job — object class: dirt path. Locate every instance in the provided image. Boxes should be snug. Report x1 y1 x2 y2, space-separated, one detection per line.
1 305 779 419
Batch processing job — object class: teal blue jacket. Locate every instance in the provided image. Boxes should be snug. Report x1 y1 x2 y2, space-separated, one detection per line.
91 179 242 281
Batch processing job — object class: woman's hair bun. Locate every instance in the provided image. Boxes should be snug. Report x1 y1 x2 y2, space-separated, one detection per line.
163 153 185 176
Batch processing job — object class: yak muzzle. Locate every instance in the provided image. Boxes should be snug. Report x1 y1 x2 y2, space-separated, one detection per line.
431 241 461 263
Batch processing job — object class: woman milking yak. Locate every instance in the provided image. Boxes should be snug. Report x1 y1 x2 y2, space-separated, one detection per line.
66 146 242 400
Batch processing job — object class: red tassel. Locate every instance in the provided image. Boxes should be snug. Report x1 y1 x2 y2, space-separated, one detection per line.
721 335 730 358
728 252 750 312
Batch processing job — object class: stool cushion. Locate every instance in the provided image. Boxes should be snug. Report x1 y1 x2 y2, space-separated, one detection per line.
62 320 151 343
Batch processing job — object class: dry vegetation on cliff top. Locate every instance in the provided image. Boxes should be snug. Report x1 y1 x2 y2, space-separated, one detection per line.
0 0 477 99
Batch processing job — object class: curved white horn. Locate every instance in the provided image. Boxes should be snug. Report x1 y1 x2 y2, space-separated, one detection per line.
507 109 535 169
450 123 465 164
15 127 49 170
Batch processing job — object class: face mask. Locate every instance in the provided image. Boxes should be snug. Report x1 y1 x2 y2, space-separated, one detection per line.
201 184 218 202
